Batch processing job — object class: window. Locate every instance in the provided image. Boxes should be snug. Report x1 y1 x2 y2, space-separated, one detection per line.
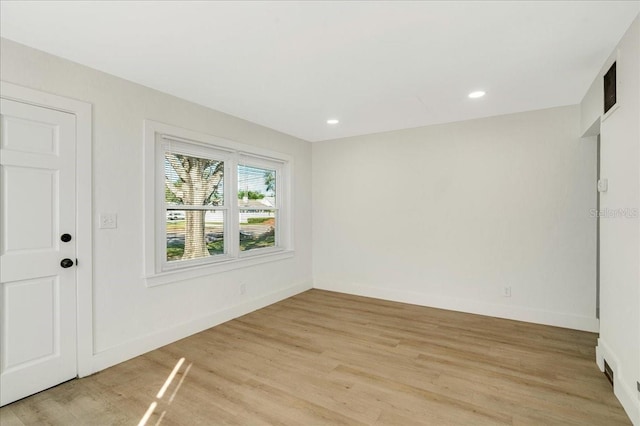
603 61 616 114
164 146 227 266
144 120 293 285
238 163 278 252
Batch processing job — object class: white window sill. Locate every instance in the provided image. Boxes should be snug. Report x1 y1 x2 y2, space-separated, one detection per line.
145 249 295 287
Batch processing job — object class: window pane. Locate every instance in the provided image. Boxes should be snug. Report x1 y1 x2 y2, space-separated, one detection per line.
238 164 275 208
239 210 275 251
165 153 224 206
166 210 225 261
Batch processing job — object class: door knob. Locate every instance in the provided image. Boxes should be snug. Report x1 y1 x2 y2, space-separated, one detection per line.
61 234 72 242
60 258 74 268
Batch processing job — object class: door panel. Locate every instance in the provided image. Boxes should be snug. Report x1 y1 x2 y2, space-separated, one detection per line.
0 98 77 406
2 166 57 252
3 277 58 369
1 115 59 155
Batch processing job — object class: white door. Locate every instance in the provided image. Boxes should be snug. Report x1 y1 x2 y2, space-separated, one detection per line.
0 98 77 406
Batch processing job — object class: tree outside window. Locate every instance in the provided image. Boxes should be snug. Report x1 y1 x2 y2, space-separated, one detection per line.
164 152 224 261
164 153 282 262
144 120 293 280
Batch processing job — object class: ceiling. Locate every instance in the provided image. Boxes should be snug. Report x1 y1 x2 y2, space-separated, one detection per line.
1 1 638 142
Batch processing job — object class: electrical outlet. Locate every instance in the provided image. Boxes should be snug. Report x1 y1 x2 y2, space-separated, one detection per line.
99 213 117 229
597 178 608 192
240 283 246 295
503 286 512 297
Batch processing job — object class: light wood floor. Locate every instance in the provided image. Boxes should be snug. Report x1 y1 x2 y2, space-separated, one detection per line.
0 289 630 425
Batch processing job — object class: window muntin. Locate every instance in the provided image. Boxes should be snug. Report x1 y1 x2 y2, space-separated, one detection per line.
238 164 277 252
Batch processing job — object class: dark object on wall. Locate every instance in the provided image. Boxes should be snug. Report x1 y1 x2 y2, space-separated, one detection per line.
603 62 616 114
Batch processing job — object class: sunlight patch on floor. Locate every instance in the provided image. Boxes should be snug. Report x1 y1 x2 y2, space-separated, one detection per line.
137 402 157 426
138 357 192 426
169 362 193 403
156 357 185 399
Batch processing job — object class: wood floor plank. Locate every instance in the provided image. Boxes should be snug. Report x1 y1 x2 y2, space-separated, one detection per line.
0 406 26 426
0 289 630 425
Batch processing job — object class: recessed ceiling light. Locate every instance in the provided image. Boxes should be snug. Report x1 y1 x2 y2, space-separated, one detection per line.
326 119 339 125
468 91 486 99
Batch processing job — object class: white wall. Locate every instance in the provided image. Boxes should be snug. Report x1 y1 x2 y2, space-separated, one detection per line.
313 105 598 332
0 38 313 372
3 20 636 419
581 16 640 425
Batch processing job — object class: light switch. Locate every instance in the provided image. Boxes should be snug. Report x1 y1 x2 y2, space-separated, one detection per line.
99 213 117 229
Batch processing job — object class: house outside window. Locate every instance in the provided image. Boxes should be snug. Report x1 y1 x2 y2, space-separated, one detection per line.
238 163 278 252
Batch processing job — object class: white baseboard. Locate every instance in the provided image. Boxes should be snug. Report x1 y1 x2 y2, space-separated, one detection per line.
86 280 312 375
596 338 640 425
313 279 599 332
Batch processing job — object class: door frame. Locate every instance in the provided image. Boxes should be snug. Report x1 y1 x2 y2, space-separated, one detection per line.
595 134 601 319
1 81 94 377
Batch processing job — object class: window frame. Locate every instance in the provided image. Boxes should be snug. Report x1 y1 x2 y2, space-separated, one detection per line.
143 120 294 287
